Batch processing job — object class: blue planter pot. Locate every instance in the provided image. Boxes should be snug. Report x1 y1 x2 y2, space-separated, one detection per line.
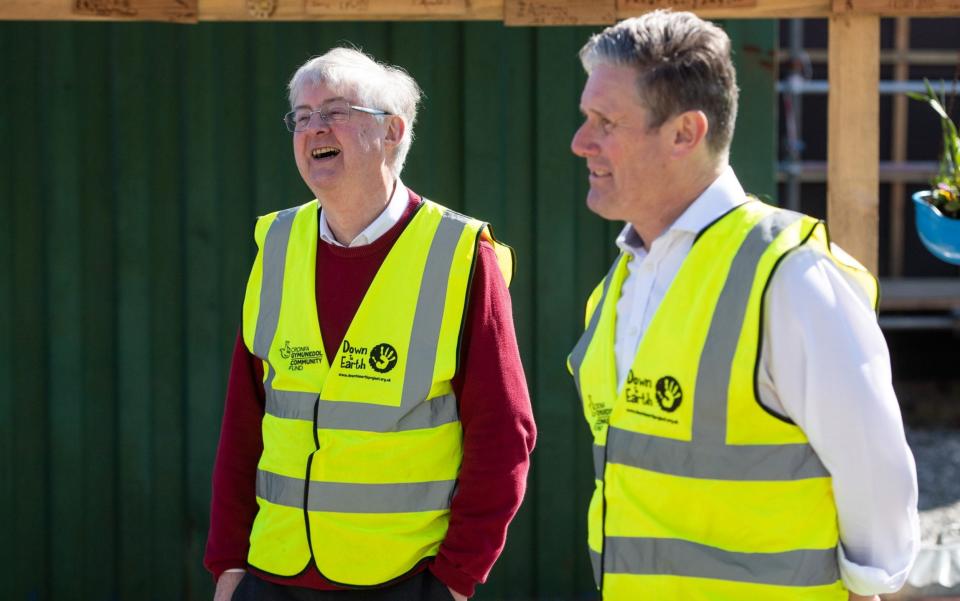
913 190 960 266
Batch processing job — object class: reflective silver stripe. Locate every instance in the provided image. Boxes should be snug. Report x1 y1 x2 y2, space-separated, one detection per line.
604 211 828 481
400 211 468 407
593 443 606 481
569 256 623 400
253 206 299 359
601 210 837 586
590 548 602 588
259 206 467 433
265 388 459 432
257 469 456 513
693 209 805 445
265 388 317 421
605 426 829 480
604 537 840 587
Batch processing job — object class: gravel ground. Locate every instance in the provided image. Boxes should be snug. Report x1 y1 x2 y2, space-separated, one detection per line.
885 429 960 599
907 428 960 546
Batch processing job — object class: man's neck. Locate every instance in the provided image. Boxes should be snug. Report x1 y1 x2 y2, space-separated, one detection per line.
319 174 396 245
630 162 725 249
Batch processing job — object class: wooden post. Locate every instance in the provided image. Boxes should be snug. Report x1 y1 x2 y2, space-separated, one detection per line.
827 14 880 273
889 16 910 277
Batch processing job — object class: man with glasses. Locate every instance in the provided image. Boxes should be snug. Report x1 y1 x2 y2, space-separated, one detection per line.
567 11 918 601
205 47 535 601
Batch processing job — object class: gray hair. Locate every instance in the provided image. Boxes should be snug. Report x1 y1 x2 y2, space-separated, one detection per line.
288 47 422 177
579 10 738 158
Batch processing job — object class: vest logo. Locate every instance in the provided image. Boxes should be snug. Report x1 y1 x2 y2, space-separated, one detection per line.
624 370 654 406
656 376 683 412
339 339 398 382
278 340 323 371
369 343 398 373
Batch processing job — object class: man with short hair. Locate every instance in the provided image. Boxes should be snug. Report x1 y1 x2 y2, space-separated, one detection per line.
567 11 918 601
205 47 535 601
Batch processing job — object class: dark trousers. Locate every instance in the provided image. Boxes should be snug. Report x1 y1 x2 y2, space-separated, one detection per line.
231 571 454 601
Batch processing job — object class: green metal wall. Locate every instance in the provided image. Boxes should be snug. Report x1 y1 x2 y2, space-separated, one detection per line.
0 20 775 601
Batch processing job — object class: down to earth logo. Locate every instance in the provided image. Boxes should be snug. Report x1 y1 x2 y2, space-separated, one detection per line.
368 343 398 373
655 376 683 413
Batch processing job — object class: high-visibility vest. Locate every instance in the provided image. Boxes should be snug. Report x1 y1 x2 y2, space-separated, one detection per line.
242 198 514 586
568 201 877 600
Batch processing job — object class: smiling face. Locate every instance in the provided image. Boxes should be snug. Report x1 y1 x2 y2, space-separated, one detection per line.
291 82 393 199
571 63 673 225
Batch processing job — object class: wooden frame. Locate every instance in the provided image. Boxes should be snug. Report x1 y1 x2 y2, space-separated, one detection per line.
3 1 959 272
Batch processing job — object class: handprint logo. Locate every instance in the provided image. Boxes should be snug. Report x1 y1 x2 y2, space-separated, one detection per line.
369 343 398 373
655 376 683 413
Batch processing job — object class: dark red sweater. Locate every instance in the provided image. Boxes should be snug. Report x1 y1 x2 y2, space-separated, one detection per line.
204 192 536 597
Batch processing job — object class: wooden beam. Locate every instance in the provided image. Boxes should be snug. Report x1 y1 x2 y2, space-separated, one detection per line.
504 0 615 26
618 0 831 18
9 0 960 20
0 0 502 20
827 14 880 273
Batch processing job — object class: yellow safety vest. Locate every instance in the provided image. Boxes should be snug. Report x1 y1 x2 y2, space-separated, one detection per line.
241 198 514 586
568 201 877 601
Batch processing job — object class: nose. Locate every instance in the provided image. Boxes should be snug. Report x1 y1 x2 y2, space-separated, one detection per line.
305 111 332 134
571 122 596 158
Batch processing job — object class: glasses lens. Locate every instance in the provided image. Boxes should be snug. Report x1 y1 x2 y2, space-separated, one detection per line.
284 102 356 132
323 101 351 123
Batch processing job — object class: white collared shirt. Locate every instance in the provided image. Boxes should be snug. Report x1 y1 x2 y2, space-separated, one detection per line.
613 166 919 595
318 178 408 247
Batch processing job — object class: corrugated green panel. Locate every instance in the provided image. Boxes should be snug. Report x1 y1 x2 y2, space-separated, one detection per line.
393 22 465 209
461 23 537 600
0 17 17 595
148 23 188 601
182 25 223 601
113 22 156 600
1 19 774 601
41 22 86 601
77 23 119 601
727 20 778 201
532 25 602 598
214 24 257 348
9 22 50 601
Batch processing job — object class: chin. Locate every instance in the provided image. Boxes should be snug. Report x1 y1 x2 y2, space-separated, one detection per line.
586 193 618 220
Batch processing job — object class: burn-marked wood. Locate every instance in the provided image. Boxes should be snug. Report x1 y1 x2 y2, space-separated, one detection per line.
73 0 197 21
844 0 960 13
304 0 467 16
618 0 756 14
505 0 616 25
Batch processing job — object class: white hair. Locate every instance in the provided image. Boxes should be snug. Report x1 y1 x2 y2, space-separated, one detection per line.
288 47 422 177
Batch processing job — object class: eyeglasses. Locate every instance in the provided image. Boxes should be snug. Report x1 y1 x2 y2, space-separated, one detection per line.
283 101 391 132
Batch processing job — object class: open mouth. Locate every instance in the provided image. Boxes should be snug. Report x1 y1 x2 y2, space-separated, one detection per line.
311 147 341 160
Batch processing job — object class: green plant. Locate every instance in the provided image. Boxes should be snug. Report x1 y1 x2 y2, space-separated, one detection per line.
908 79 960 219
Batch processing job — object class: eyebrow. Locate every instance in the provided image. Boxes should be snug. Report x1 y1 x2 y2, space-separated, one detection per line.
581 106 610 119
292 96 349 110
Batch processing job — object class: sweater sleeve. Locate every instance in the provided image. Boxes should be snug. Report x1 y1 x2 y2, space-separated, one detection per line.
428 242 537 597
204 330 266 580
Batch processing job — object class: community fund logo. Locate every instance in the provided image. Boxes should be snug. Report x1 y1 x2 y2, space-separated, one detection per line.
340 339 399 381
278 340 323 371
623 370 682 424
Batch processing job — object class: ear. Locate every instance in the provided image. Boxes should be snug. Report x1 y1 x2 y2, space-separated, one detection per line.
384 115 405 149
669 110 709 159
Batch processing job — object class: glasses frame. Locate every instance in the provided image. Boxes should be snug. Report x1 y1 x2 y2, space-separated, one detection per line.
283 103 392 133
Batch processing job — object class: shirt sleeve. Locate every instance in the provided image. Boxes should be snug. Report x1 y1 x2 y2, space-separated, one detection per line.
204 330 266 580
428 242 537 597
757 246 920 595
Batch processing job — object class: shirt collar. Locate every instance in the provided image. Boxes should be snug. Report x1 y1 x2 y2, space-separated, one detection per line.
615 166 746 256
318 178 408 248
